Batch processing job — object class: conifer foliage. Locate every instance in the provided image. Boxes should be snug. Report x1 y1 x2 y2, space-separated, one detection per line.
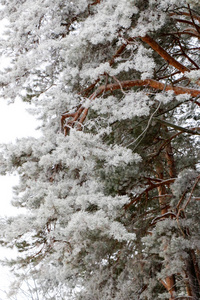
0 0 200 299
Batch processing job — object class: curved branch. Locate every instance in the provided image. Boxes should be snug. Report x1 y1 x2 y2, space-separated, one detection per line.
151 212 177 226
141 34 190 73
61 79 200 133
94 79 200 98
124 178 176 210
81 37 134 96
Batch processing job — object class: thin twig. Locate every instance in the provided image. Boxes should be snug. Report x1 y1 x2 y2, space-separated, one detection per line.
183 175 200 210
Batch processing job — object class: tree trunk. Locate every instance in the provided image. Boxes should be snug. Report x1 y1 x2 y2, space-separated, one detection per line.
185 250 200 300
156 159 176 300
164 129 200 299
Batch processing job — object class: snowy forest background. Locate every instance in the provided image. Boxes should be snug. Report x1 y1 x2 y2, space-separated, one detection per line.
0 0 200 299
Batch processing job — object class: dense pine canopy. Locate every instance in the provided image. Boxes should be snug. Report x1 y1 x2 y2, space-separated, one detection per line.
0 0 200 299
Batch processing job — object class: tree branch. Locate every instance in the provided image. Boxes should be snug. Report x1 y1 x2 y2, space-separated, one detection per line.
187 4 200 35
141 34 190 73
124 178 176 210
170 12 200 23
81 37 134 96
61 78 200 133
155 118 200 135
94 79 200 98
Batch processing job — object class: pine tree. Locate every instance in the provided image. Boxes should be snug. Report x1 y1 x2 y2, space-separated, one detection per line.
0 0 200 299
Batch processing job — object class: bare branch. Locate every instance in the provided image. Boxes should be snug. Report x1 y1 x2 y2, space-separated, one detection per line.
124 178 176 210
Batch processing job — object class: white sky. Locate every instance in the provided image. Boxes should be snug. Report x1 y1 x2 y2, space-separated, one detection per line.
0 99 41 299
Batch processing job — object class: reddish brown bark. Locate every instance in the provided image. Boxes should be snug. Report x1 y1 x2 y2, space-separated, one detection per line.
156 160 176 299
141 35 190 73
81 37 134 96
61 76 200 137
93 79 200 97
